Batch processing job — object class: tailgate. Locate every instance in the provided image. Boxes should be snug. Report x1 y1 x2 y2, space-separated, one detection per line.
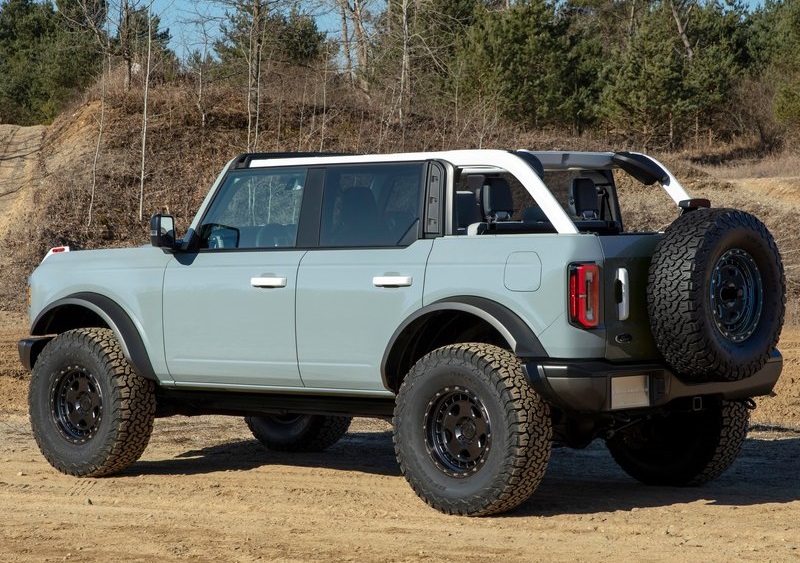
599 234 662 362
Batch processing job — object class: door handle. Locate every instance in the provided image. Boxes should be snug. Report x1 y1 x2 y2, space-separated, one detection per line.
616 268 629 321
251 276 287 288
373 275 413 288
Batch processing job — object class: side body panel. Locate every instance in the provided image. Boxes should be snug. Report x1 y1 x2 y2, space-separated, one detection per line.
162 250 306 388
425 233 607 359
295 240 432 392
28 247 174 382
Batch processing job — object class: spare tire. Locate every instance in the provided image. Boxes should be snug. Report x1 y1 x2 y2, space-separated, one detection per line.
648 208 784 382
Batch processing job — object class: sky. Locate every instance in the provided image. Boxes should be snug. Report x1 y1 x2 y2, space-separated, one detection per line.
150 0 341 60
149 0 766 61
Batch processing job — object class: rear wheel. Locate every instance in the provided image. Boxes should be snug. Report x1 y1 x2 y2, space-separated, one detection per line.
28 328 156 477
393 343 551 516
605 400 749 486
245 414 351 452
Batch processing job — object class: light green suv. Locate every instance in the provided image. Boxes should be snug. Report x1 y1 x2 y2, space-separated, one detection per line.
20 149 785 515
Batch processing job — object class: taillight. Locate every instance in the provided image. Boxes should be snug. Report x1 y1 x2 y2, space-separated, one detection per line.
569 263 600 328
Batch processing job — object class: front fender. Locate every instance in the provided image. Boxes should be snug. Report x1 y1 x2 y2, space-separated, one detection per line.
31 292 158 381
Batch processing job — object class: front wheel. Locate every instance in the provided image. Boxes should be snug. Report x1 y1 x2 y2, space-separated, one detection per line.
28 328 156 477
605 400 749 486
393 343 551 516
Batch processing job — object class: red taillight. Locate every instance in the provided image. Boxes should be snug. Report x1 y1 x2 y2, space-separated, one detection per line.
569 263 600 328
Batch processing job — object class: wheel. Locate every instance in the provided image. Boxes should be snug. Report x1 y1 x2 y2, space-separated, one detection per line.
28 328 156 477
245 414 351 452
605 400 749 486
648 208 785 381
393 343 551 516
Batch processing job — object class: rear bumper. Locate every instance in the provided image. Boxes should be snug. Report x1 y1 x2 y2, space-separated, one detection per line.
523 350 783 414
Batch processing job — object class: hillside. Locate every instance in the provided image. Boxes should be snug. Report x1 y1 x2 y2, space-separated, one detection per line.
2 83 799 317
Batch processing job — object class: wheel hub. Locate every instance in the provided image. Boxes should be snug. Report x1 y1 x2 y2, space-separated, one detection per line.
424 386 491 478
709 248 763 342
51 366 103 443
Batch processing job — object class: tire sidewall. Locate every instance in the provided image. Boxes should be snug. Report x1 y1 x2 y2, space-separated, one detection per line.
649 208 785 380
396 353 515 506
29 333 122 475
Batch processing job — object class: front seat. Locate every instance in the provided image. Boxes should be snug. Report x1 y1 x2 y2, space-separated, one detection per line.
479 177 514 223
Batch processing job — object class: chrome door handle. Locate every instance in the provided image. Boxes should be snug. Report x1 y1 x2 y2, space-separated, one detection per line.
373 275 413 288
616 268 629 321
251 276 287 288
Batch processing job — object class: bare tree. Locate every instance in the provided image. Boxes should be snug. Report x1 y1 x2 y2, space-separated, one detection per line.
670 0 695 60
333 0 373 92
139 1 153 221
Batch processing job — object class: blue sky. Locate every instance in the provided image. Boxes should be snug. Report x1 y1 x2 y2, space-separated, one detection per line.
150 0 766 61
151 0 340 59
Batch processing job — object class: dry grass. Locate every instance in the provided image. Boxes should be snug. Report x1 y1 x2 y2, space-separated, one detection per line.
699 150 800 180
0 77 798 323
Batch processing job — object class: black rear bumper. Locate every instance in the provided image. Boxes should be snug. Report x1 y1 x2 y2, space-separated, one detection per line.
523 350 783 414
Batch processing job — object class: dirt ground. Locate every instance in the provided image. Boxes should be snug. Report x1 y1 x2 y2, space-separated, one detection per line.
2 313 800 562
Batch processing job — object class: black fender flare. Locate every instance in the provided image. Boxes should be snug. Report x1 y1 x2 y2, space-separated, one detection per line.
381 296 548 389
31 292 158 381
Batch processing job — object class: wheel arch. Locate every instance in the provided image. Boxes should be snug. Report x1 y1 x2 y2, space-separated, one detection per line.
381 296 547 393
30 292 158 381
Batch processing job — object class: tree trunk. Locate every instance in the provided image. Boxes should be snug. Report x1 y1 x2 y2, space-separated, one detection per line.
670 0 694 60
139 2 152 222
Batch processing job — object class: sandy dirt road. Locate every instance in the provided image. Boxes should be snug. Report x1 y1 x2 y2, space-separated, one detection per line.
2 315 800 562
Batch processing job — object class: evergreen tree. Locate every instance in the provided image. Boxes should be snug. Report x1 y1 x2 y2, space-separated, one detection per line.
455 1 567 128
0 0 102 125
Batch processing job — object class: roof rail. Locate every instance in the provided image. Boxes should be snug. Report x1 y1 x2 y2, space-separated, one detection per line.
232 152 355 169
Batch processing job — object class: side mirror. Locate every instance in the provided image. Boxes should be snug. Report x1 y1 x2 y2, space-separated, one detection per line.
150 213 177 249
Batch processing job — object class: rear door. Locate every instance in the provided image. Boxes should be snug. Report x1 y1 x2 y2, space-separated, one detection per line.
599 235 662 361
295 161 439 391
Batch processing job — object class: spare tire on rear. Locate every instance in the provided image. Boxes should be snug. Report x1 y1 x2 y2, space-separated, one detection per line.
648 207 784 382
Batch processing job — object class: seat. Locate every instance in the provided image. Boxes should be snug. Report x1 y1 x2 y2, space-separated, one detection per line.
256 224 292 247
479 177 514 223
569 177 600 220
455 190 481 234
330 186 382 246
522 205 548 223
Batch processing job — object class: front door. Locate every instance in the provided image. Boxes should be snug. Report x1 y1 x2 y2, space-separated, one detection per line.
163 166 310 388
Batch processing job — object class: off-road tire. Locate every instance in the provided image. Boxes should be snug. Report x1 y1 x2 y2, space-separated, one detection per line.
393 343 551 516
28 328 156 477
648 208 784 382
605 400 749 486
245 414 351 452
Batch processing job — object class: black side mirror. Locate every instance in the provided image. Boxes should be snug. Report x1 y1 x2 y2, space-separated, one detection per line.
150 213 177 249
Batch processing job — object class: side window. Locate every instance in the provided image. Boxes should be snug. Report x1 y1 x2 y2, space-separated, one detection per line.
198 168 306 249
319 163 424 247
453 170 544 232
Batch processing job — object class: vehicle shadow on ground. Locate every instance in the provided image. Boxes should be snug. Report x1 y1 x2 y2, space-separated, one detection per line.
516 431 800 517
126 429 800 514
126 430 401 478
